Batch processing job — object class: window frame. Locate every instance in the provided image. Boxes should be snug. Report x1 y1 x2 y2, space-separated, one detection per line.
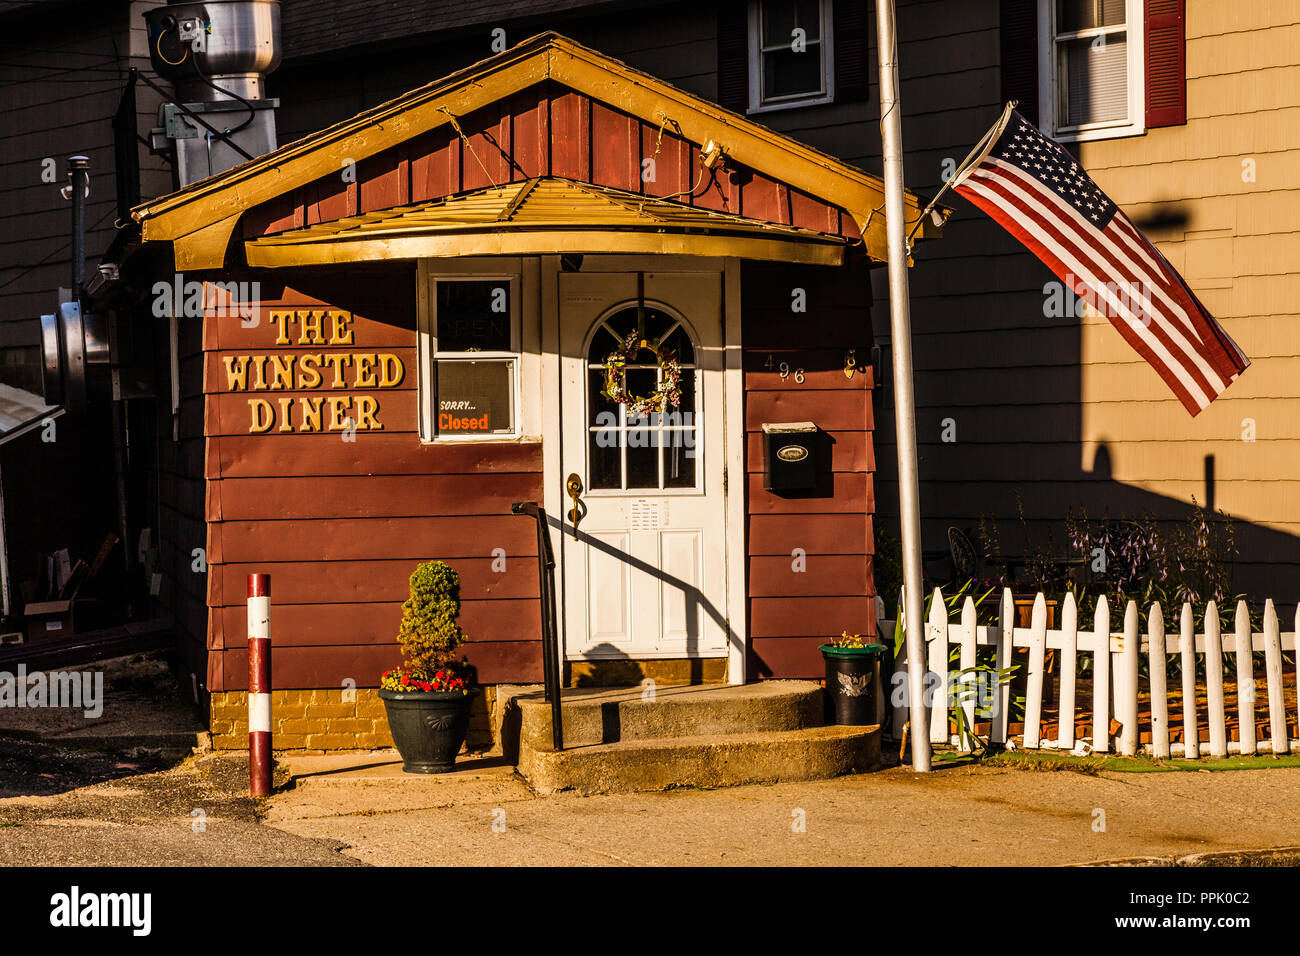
1037 0 1146 143
417 268 523 443
746 0 836 115
582 300 704 497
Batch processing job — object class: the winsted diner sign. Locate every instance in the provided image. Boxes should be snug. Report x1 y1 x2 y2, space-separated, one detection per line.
223 310 404 433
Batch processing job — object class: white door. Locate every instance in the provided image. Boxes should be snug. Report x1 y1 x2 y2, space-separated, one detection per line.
558 271 729 660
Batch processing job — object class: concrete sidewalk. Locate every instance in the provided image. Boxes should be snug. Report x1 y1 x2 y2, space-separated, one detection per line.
268 752 1300 866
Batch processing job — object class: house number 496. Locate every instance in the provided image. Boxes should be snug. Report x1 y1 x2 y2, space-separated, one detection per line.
764 355 804 383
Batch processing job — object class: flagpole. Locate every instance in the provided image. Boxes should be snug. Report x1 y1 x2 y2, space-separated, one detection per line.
874 0 930 772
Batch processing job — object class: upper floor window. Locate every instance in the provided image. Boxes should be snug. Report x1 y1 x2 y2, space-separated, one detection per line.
1038 0 1145 142
748 0 835 113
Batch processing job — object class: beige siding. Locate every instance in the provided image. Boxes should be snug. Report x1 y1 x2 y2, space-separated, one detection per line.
1072 0 1300 590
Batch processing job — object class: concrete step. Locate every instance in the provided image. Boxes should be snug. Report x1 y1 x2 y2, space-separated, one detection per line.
518 725 880 795
515 680 824 751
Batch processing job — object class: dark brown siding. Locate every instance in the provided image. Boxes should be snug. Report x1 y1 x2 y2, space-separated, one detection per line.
155 299 210 691
742 260 876 679
202 265 543 691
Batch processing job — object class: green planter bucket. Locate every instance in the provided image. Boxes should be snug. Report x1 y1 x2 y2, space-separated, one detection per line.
819 643 886 726
379 687 479 773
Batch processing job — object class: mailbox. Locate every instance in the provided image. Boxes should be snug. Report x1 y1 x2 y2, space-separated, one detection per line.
762 421 819 492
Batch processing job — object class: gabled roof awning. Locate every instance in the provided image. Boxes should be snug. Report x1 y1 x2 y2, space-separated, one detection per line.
245 177 848 267
132 33 946 268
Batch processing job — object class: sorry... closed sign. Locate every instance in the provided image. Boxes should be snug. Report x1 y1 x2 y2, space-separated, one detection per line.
439 397 490 431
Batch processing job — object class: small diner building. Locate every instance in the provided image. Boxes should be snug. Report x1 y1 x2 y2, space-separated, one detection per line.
119 32 941 750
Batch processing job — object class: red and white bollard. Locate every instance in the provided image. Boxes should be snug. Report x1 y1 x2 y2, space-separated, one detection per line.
247 573 272 796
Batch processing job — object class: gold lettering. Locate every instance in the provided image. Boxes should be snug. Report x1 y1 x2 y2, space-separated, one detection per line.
377 353 405 387
354 352 378 388
298 353 323 389
300 396 323 432
355 395 382 430
277 397 294 432
330 311 354 345
270 311 292 345
270 355 295 390
248 398 274 433
223 355 250 391
299 310 326 344
324 353 351 388
326 396 351 430
250 355 268 390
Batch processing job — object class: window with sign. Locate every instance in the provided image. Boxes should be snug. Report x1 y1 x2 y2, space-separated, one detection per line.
428 277 519 439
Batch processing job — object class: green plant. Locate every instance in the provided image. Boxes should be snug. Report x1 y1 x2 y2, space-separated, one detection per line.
891 578 997 659
380 561 473 694
948 661 1020 754
829 631 869 649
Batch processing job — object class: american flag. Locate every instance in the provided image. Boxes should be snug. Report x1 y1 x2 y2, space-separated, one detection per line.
950 105 1249 416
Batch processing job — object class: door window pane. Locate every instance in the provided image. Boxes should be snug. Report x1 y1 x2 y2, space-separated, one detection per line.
586 307 700 491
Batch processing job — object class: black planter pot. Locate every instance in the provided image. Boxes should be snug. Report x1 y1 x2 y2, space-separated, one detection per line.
820 644 885 726
379 687 479 773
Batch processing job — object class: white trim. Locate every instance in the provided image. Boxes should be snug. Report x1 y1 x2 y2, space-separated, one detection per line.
722 258 747 684
1036 0 1145 144
416 260 528 442
746 0 836 115
539 256 566 665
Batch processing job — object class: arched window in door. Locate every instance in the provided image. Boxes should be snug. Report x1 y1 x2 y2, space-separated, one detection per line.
586 305 699 491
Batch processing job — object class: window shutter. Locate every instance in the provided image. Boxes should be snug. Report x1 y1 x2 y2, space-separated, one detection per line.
832 0 869 102
999 0 1039 125
717 1 750 113
1145 0 1186 127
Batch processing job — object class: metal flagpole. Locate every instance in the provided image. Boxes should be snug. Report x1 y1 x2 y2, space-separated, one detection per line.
874 0 930 771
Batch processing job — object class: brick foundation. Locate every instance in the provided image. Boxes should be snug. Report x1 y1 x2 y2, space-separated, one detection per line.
208 687 498 752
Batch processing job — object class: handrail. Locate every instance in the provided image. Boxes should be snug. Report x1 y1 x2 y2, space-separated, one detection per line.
511 501 564 750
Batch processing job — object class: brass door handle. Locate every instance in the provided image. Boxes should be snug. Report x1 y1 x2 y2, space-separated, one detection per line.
566 473 584 539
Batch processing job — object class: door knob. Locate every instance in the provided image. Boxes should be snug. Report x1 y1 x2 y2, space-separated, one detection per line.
566 473 584 539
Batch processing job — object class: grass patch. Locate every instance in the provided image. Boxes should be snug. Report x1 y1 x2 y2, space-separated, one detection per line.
1103 753 1300 773
983 751 1105 775
981 750 1300 774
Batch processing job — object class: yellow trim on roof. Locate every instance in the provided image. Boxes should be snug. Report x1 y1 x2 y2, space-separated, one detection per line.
133 33 943 265
243 178 847 268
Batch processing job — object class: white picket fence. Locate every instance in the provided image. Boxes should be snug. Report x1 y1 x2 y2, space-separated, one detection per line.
876 588 1300 758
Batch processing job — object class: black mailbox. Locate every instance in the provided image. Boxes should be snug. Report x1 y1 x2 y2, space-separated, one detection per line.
762 421 819 492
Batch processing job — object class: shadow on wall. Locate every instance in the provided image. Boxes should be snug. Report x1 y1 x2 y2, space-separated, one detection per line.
873 190 1299 613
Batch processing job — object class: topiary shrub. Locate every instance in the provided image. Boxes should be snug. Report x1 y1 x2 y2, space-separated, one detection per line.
380 560 472 693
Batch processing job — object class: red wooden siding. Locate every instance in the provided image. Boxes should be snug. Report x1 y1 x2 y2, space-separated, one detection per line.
202 266 543 691
239 81 860 243
742 260 876 680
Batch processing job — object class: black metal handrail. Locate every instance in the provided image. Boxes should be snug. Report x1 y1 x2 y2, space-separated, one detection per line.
511 501 563 750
